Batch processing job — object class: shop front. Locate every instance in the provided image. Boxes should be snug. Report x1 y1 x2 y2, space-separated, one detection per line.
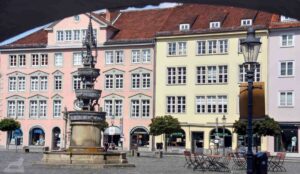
130 127 150 150
274 124 299 153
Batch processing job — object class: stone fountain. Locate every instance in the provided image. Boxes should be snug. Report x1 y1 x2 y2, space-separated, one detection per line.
41 14 132 167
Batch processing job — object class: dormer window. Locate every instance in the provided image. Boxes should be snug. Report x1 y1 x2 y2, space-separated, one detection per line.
74 15 80 21
280 15 297 22
179 24 190 31
210 22 221 29
241 19 252 26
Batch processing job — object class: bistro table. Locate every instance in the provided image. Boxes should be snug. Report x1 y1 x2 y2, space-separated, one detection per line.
206 154 224 171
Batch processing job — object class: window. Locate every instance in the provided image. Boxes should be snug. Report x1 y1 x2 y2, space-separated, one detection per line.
196 96 206 113
40 54 48 66
105 74 113 89
18 76 26 91
207 96 217 113
168 42 176 56
178 42 187 55
53 100 61 117
197 41 206 55
168 42 187 56
115 51 124 64
54 76 62 90
241 19 252 26
29 100 38 117
179 24 190 31
197 65 228 84
40 76 48 91
65 30 72 41
142 49 151 63
280 61 294 76
7 101 16 117
131 100 140 117
73 30 80 40
18 55 26 67
9 55 17 67
132 50 140 63
208 40 217 54
167 67 186 85
39 100 47 117
7 100 25 118
30 76 39 91
281 34 294 47
166 96 185 114
81 29 87 40
239 64 260 82
54 53 63 66
115 100 123 117
197 39 229 55
210 22 221 29
17 101 25 117
280 16 297 22
73 75 81 90
9 77 17 91
73 53 82 66
142 73 151 89
74 15 80 21
196 95 227 114
115 74 123 89
31 54 39 66
279 91 294 107
104 99 123 117
142 100 150 117
105 51 114 64
104 100 113 117
132 74 140 89
57 30 64 41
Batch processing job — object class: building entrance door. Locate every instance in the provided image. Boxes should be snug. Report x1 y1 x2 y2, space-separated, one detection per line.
191 132 204 153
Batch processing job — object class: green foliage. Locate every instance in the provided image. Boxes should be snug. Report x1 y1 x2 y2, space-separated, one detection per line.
149 115 181 136
99 120 109 132
0 118 20 132
233 116 281 137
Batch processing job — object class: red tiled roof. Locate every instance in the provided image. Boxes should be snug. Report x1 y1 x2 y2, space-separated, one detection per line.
0 29 48 49
269 14 300 29
159 4 273 33
110 8 173 40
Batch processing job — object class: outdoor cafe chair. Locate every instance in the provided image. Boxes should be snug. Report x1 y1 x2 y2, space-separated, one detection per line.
192 153 207 171
268 152 287 172
183 151 195 168
231 152 247 170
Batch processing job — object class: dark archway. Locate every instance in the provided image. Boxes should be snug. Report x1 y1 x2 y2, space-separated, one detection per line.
52 127 61 150
210 128 232 148
1 0 300 42
29 127 45 146
9 128 23 145
130 127 150 150
167 129 186 148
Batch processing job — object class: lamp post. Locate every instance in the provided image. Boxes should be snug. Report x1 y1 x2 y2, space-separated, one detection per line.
240 27 262 174
222 115 226 156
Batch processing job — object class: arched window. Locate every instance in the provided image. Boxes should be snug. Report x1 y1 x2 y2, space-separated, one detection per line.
210 128 232 148
52 127 61 150
30 127 45 146
167 129 186 147
9 128 23 145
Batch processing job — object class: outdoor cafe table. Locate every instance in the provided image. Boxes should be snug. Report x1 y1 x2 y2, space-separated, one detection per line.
206 154 225 171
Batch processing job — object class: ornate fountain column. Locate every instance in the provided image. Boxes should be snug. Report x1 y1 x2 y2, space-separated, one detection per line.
68 14 106 151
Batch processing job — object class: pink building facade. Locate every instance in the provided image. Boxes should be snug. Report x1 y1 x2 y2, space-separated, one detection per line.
0 9 167 150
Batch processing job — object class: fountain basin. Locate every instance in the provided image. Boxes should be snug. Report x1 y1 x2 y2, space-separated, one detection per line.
78 67 100 78
75 89 102 101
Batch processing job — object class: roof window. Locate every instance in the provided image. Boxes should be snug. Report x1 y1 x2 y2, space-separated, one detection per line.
210 22 221 29
179 24 190 31
241 19 252 26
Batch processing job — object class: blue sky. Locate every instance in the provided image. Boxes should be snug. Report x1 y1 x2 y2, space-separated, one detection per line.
0 3 178 46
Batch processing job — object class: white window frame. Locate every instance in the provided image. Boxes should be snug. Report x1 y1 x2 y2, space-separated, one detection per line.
40 54 48 66
54 75 62 90
105 51 114 64
279 60 295 77
196 96 206 113
281 34 294 47
40 76 48 91
179 24 190 31
105 74 114 89
73 52 82 66
210 21 221 29
166 96 186 114
131 73 140 89
131 100 140 117
18 55 26 67
54 53 63 67
241 19 252 26
239 64 261 82
18 76 26 91
53 100 62 117
31 54 39 66
65 30 72 41
56 30 64 41
8 77 17 92
30 76 39 91
167 67 186 85
73 75 81 90
132 50 141 63
278 91 294 107
280 15 297 22
73 30 80 40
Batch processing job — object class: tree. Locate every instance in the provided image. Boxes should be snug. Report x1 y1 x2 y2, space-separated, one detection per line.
99 120 109 132
233 116 281 152
0 118 21 149
149 115 181 151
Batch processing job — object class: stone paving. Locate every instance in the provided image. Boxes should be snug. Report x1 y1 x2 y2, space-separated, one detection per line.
0 151 300 174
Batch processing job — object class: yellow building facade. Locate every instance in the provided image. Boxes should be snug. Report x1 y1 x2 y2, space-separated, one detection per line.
154 30 269 153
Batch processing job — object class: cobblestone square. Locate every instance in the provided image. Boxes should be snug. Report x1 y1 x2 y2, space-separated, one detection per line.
0 151 300 174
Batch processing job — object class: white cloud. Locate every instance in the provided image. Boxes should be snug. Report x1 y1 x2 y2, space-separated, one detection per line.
124 2 179 11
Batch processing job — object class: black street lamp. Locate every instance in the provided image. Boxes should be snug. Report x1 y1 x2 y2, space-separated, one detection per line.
222 115 226 156
240 27 262 174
